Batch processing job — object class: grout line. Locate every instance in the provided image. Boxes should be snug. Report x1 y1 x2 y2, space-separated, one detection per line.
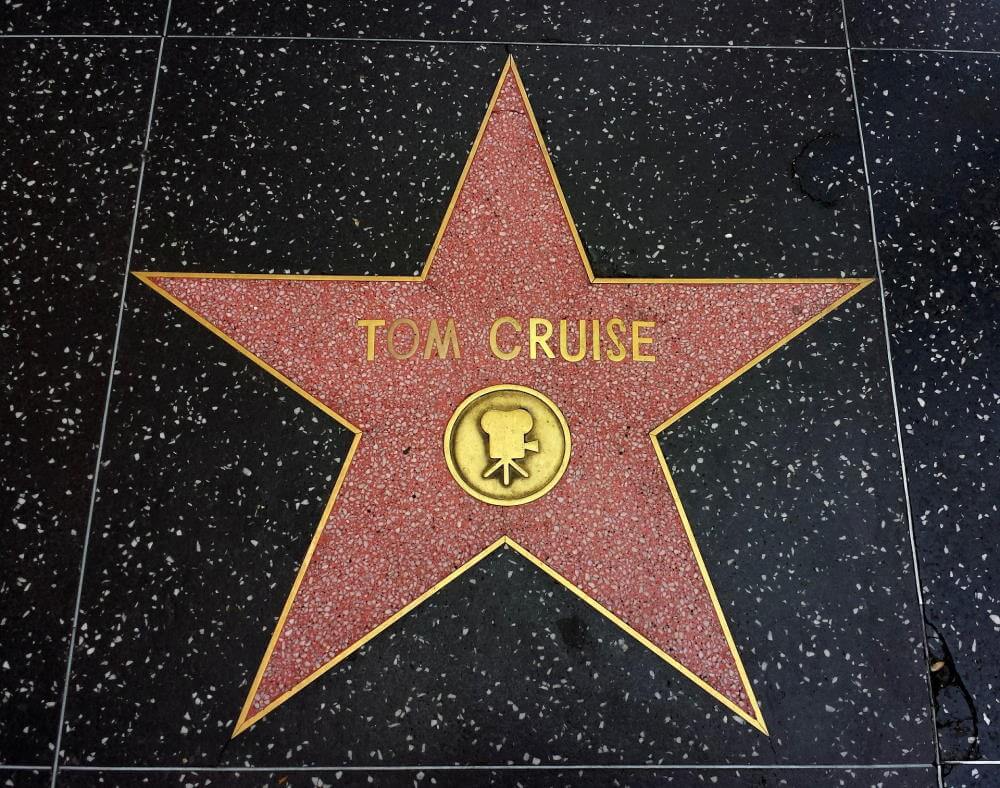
47 2 173 787
945 761 1000 766
0 33 158 38
56 764 935 773
840 3 944 788
3 33 1000 57
165 35 842 49
854 45 1000 56
0 766 50 771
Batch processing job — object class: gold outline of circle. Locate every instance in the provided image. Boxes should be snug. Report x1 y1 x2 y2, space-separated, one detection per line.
443 384 572 507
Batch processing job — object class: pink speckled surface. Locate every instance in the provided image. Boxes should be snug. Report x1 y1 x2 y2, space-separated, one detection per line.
150 74 858 723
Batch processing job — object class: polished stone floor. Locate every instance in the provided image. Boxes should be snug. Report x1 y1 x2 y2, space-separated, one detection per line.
2 2 998 787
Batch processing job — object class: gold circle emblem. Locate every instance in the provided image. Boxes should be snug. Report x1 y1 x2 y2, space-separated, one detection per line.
444 385 571 507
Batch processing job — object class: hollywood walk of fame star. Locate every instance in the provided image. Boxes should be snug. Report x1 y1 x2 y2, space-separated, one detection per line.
136 58 871 737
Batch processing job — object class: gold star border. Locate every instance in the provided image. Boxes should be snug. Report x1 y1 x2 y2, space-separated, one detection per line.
136 57 872 737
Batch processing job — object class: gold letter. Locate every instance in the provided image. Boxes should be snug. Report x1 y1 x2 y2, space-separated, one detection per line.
423 318 461 359
606 318 627 362
591 318 601 361
356 319 385 361
489 316 522 360
558 319 587 362
632 320 655 362
387 318 420 360
529 318 555 359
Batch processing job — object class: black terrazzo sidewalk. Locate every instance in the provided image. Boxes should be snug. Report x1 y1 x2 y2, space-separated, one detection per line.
3 1 998 786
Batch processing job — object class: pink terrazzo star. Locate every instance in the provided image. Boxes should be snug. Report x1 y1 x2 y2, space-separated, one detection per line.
137 59 870 736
